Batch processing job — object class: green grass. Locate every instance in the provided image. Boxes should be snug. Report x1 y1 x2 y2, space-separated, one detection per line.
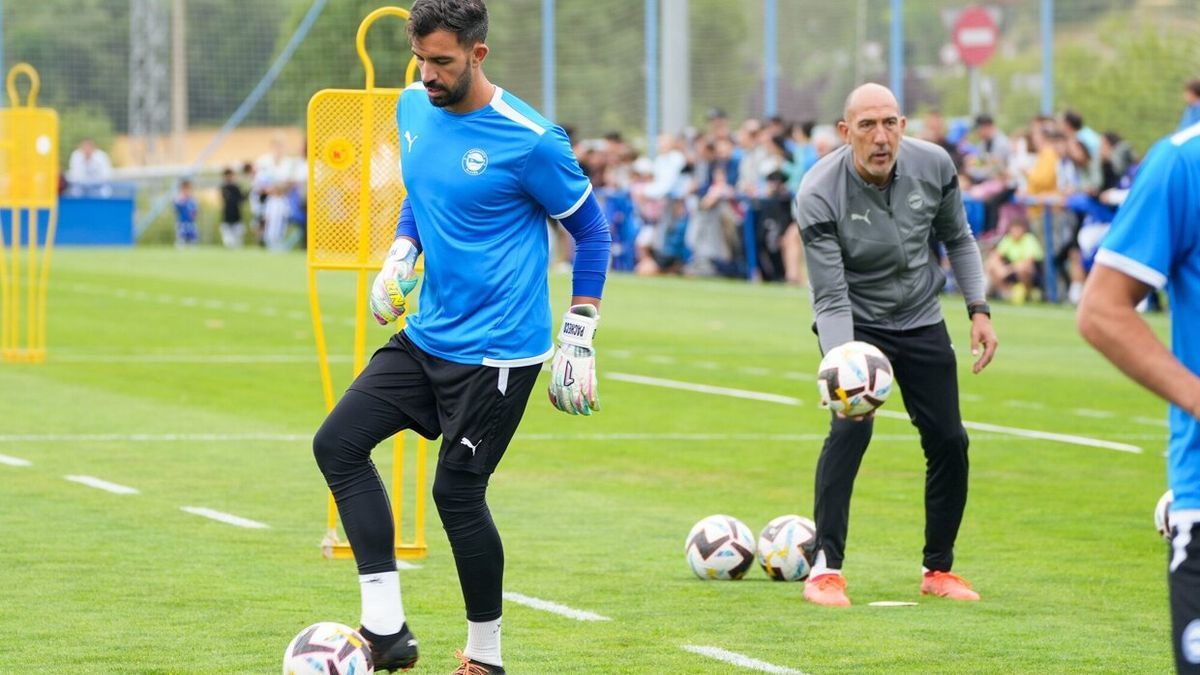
0 247 1175 673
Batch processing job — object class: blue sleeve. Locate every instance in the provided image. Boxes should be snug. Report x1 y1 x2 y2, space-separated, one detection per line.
1098 138 1192 288
519 126 593 219
559 192 611 299
393 198 422 251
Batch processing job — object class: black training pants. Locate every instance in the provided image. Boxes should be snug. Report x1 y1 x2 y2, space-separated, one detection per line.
812 321 970 572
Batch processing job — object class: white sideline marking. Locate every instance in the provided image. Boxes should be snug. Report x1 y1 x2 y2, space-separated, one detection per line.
0 433 309 443
502 592 610 622
646 355 676 364
64 475 139 495
782 371 812 381
611 372 1142 454
1134 416 1169 428
181 506 269 529
869 601 918 607
608 372 803 406
395 561 423 571
1072 408 1115 419
1004 400 1045 410
681 645 805 674
0 453 31 466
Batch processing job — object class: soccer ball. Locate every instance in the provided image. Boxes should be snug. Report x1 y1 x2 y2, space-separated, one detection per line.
1155 489 1174 541
283 622 373 675
684 514 756 580
757 514 817 582
816 341 894 417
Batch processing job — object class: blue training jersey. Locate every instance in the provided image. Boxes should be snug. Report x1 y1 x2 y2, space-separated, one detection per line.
398 83 592 367
1095 121 1200 511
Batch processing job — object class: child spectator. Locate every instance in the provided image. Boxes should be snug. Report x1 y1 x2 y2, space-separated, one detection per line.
174 179 199 248
219 168 247 248
985 216 1044 304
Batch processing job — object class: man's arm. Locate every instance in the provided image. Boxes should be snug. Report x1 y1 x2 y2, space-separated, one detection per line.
1078 266 1200 418
795 189 853 354
933 160 997 373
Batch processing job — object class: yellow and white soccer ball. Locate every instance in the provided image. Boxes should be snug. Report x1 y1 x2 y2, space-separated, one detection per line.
816 341 894 417
757 514 817 582
684 514 756 580
283 622 373 675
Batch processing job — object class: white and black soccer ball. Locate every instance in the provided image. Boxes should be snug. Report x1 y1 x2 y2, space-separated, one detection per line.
283 622 373 675
816 341 894 417
1156 489 1174 541
757 514 817 582
685 514 756 580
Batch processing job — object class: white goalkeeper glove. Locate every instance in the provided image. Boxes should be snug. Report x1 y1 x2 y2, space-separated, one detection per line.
369 238 419 325
548 304 600 415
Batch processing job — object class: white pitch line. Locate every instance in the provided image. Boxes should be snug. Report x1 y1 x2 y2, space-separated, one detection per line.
608 372 803 406
64 475 139 495
181 506 269 529
502 592 610 622
1072 408 1116 419
611 372 1142 454
1133 416 1169 428
1004 400 1045 410
0 433 309 443
681 645 806 674
395 561 423 571
0 453 32 466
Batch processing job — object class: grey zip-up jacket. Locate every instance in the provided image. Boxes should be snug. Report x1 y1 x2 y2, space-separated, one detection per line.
794 137 986 353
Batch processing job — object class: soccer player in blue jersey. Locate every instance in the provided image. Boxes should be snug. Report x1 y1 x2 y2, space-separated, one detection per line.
311 1 610 672
1078 120 1200 673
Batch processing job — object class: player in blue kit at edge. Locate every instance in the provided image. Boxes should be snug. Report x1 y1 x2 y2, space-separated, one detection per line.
1078 119 1200 674
311 1 611 672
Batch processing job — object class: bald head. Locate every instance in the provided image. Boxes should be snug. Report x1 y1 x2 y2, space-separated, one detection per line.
843 83 901 123
837 83 907 186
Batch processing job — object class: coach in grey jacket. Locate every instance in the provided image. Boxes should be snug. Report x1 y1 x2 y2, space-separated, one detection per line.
794 83 998 607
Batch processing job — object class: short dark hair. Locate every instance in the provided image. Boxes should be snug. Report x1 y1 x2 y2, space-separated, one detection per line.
1062 109 1084 131
1187 79 1200 98
407 0 488 47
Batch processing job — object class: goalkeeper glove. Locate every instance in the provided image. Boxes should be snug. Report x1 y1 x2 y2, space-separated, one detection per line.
548 304 600 415
369 238 419 325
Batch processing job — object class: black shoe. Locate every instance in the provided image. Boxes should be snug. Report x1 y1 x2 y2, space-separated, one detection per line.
452 650 506 674
359 624 419 672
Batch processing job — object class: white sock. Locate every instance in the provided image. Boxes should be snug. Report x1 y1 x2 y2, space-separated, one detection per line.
809 550 841 578
464 618 502 667
359 571 405 635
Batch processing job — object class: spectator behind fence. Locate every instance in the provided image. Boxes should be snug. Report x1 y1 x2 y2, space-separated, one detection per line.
66 138 113 197
219 168 247 248
174 179 198 248
985 215 1043 304
684 164 738 277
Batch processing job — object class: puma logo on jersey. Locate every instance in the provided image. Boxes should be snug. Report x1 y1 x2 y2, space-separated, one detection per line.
460 437 480 455
404 131 418 151
850 209 872 225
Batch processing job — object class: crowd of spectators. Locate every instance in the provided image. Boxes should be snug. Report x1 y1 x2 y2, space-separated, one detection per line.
572 77 1199 310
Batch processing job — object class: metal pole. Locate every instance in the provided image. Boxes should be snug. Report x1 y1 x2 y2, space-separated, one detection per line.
172 0 187 162
1040 0 1054 116
889 0 904 110
542 0 555 121
661 0 689 137
0 0 6 105
645 0 658 157
763 0 777 118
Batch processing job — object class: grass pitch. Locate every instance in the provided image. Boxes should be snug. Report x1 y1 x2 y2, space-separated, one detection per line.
0 247 1174 673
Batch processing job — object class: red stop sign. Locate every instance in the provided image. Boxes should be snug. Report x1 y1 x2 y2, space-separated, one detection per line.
953 7 998 68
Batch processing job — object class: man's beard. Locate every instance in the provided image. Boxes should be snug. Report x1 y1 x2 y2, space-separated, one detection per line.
427 68 472 108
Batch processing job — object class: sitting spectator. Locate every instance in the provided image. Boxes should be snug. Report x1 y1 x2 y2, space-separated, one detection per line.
66 138 113 197
684 165 738 277
985 216 1043 304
